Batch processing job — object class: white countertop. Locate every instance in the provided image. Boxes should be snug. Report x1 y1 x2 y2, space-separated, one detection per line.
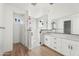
41 31 79 42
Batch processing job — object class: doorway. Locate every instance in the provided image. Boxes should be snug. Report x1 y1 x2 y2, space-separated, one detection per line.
13 13 25 45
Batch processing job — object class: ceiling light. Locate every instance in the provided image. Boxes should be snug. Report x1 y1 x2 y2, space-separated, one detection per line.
49 3 54 5
31 3 37 6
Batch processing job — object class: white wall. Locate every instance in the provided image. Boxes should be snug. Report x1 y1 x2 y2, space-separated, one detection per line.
56 17 71 33
54 13 79 35
0 4 4 53
47 3 79 29
71 14 79 34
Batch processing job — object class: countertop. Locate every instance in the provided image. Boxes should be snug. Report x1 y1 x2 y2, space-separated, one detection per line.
41 30 79 42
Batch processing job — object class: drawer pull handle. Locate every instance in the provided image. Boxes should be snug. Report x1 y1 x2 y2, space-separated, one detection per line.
71 46 73 50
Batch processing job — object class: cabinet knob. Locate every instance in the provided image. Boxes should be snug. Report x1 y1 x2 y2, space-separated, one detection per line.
54 38 56 40
46 38 48 41
71 46 73 50
54 42 56 44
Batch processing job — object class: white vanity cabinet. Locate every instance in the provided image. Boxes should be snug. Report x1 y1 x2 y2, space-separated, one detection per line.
61 39 79 56
44 35 62 53
44 34 79 56
50 37 62 53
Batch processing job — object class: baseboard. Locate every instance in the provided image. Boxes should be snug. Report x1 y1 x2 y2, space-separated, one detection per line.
42 44 64 56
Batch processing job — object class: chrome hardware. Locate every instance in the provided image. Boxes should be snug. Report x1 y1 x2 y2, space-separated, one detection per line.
46 38 48 41
68 45 70 49
71 46 73 50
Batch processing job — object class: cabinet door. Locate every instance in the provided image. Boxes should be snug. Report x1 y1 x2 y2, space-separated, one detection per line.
50 37 57 50
56 38 62 53
70 41 79 56
44 36 50 47
61 39 71 56
71 45 79 56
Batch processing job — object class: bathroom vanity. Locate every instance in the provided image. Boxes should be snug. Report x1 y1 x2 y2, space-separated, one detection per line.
41 31 79 56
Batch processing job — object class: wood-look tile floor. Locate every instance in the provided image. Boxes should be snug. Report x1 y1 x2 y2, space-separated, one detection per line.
3 43 62 56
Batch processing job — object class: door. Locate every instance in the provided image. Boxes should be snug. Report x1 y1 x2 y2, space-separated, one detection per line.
64 20 71 34
31 19 40 49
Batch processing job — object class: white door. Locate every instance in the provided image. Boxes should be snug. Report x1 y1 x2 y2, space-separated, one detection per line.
61 39 71 56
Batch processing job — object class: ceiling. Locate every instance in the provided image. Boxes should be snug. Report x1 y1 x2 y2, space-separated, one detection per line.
5 3 79 19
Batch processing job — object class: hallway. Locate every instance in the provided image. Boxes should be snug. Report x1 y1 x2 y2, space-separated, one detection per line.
3 43 62 56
